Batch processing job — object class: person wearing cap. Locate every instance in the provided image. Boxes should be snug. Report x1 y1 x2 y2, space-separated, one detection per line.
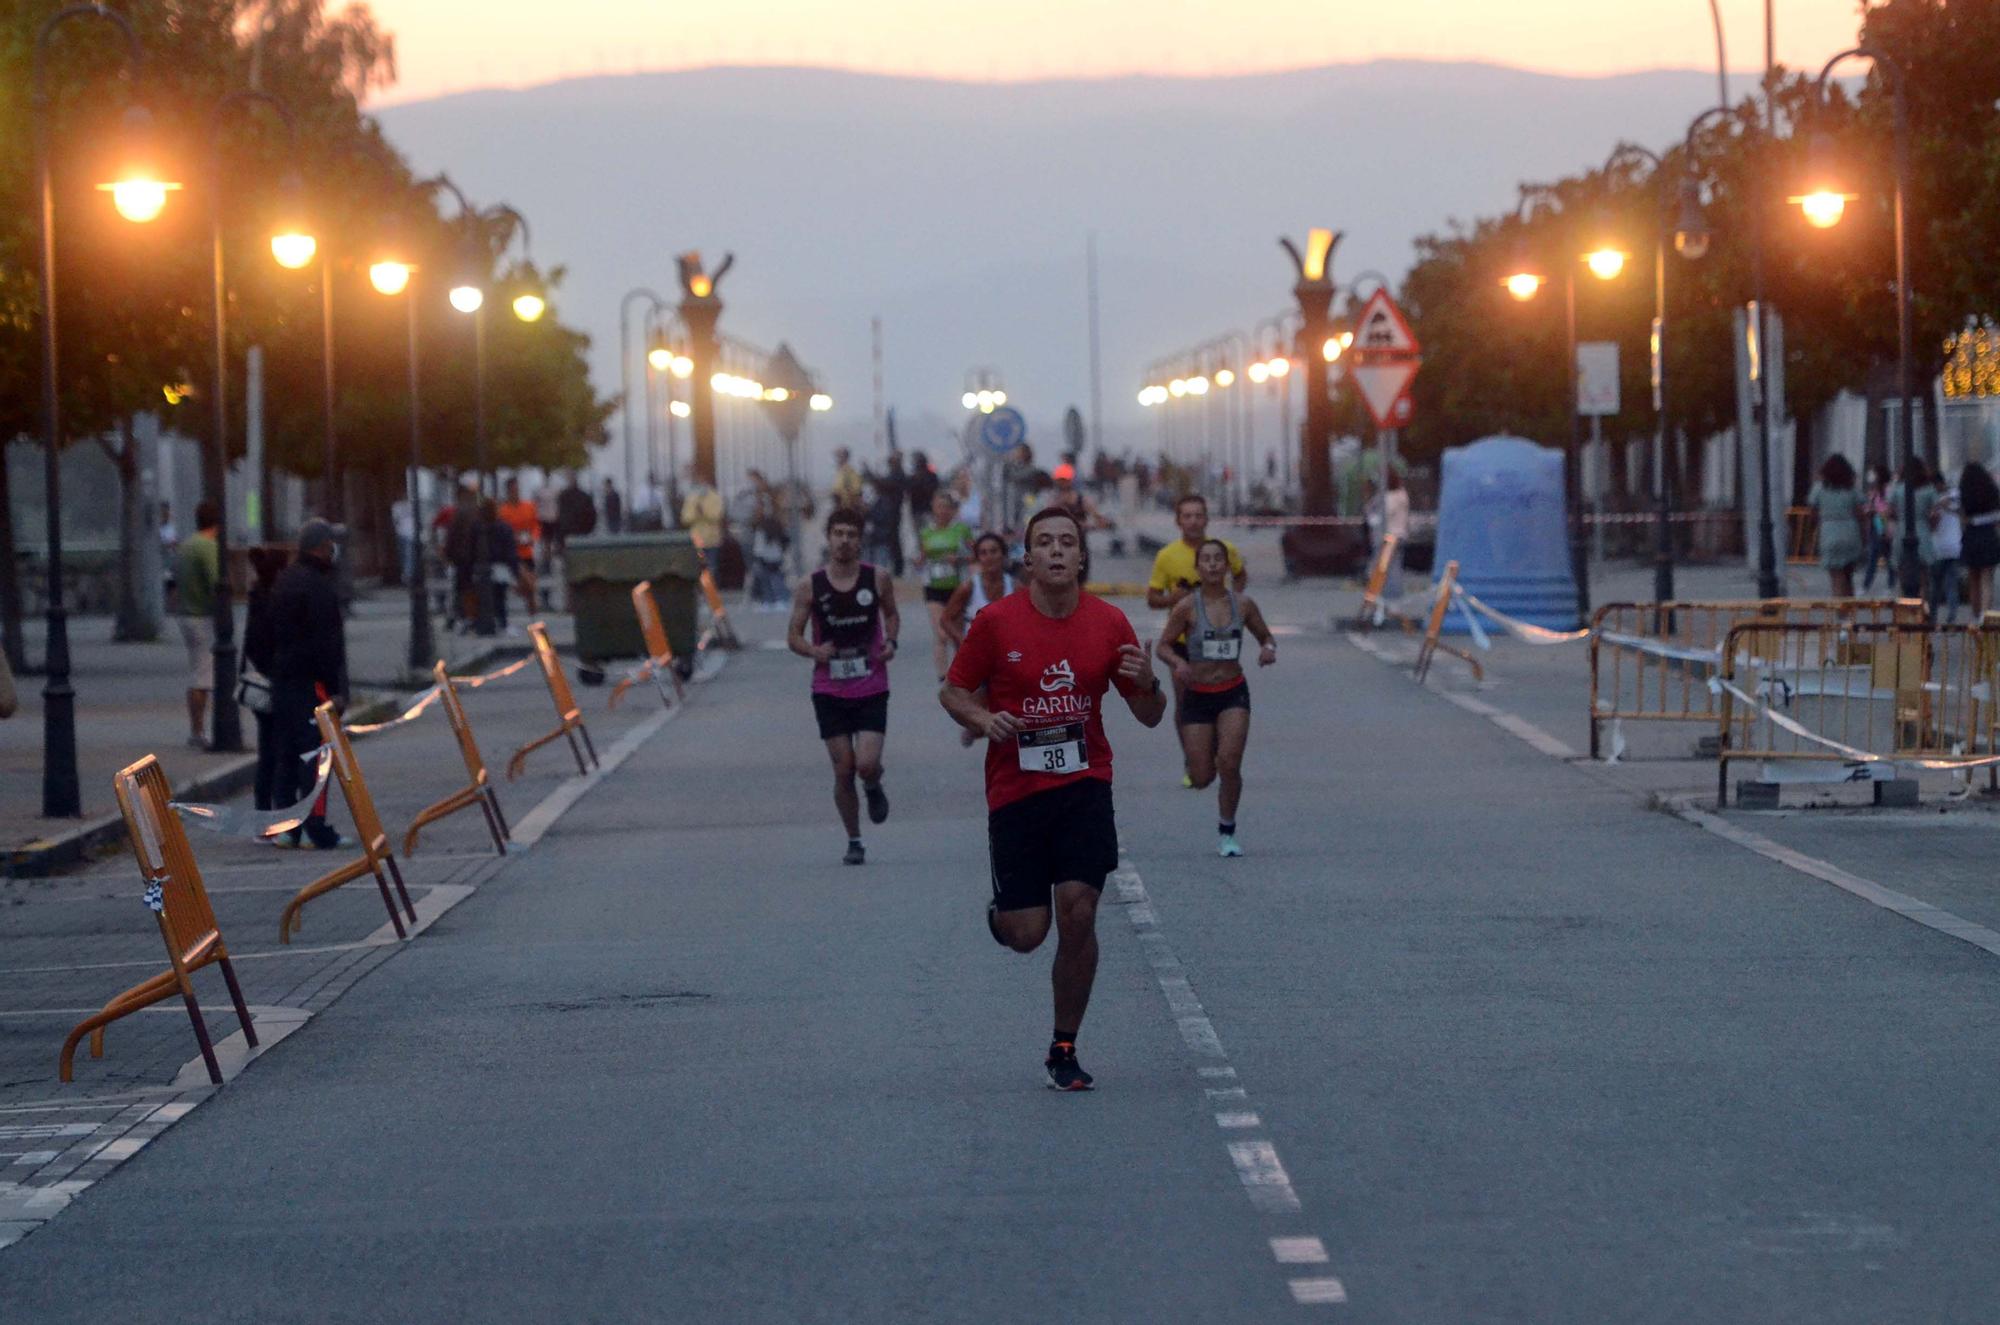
269 519 348 850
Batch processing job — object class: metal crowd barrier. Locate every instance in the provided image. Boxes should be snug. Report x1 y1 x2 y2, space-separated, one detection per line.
403 660 510 856
507 621 601 780
1589 598 1923 758
1714 619 2000 805
610 580 684 711
279 703 418 943
1786 506 1819 565
63 757 258 1085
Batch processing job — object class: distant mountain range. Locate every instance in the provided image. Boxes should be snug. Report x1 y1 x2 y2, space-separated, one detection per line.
377 61 1742 479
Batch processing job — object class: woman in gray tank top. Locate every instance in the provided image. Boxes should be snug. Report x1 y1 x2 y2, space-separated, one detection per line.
1153 539 1277 858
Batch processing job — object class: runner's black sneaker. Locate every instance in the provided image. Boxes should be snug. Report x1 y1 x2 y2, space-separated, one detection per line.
843 840 866 866
987 901 1009 948
1045 1041 1094 1091
863 779 889 825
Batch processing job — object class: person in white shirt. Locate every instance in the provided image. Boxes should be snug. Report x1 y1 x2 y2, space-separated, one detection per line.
1930 473 1964 623
1373 470 1411 601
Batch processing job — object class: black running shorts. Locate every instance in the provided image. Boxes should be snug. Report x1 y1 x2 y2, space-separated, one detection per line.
987 779 1119 912
1179 679 1250 726
812 691 889 741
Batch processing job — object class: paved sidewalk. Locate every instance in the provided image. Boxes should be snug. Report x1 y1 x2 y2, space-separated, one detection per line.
0 590 575 869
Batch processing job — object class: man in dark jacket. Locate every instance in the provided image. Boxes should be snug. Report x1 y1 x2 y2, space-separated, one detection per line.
270 519 348 849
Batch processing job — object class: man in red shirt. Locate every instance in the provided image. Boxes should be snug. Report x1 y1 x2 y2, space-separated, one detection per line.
941 507 1167 1090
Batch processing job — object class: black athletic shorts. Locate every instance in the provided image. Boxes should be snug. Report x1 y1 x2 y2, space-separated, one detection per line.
922 585 956 605
812 691 889 741
987 779 1119 912
1180 679 1250 726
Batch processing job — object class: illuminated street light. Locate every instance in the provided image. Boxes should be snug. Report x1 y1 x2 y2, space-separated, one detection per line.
991 389 1007 406
102 176 180 223
765 386 791 402
1267 356 1291 378
1168 378 1187 398
962 391 978 409
270 229 318 271
809 393 832 411
1585 247 1630 281
671 354 693 378
1791 189 1854 230
671 399 692 418
1214 368 1236 387
511 291 546 322
449 284 485 314
1186 375 1210 395
370 260 413 296
1247 362 1270 385
1321 337 1342 362
648 345 672 371
1503 271 1546 302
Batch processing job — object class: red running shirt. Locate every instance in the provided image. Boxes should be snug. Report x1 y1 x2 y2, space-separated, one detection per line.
946 589 1144 812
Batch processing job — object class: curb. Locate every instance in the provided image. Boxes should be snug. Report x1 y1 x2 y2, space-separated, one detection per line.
2 691 407 881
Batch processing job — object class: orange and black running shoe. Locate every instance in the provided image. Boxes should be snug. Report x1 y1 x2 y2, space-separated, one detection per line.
1045 1041 1094 1091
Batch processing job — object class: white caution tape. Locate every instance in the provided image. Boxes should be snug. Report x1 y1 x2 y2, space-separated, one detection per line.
1596 631 1723 666
1451 586 1592 645
340 654 532 737
170 748 337 841
1707 673 2000 771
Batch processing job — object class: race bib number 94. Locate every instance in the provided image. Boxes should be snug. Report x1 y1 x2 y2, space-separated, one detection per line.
1017 722 1088 774
829 652 872 681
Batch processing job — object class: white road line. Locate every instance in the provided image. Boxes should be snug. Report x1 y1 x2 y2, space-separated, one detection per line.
1290 1278 1350 1304
1345 631 1580 758
1271 1237 1329 1265
1114 853 1338 1305
1672 798 2000 961
1227 1141 1304 1214
510 705 679 847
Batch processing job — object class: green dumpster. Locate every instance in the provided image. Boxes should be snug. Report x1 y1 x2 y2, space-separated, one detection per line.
563 532 702 664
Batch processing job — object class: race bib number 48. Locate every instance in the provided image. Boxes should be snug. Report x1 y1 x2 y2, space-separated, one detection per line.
1017 722 1088 774
1200 632 1242 662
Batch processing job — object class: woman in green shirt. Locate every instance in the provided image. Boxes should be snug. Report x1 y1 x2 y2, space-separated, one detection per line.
915 490 972 680
1807 453 1865 598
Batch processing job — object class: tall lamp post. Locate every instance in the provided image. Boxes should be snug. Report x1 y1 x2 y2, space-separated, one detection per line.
368 241 434 672
32 4 166 816
1796 45 1919 598
621 287 668 515
677 251 733 487
1279 228 1342 518
205 90 310 754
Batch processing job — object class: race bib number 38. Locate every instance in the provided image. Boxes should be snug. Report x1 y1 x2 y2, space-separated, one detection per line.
1017 722 1088 774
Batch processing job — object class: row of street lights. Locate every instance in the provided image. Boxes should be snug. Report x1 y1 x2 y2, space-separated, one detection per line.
32 4 548 814
1501 37 1917 613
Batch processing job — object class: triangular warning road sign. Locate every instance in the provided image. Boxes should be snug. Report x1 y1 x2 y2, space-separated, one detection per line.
1352 358 1419 429
1353 289 1420 356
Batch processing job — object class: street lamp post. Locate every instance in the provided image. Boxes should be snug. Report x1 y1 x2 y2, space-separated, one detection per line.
368 249 434 673
1280 228 1342 518
1601 142 1679 603
205 89 304 755
621 287 668 518
677 251 733 487
32 3 153 816
1799 45 1919 598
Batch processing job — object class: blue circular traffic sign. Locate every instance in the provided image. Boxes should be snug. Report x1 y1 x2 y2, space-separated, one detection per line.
977 406 1027 457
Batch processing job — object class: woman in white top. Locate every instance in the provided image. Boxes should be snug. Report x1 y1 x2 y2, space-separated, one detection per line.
1377 470 1411 601
941 532 1014 749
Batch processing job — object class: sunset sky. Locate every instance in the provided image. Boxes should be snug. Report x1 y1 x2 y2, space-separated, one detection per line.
360 0 1867 105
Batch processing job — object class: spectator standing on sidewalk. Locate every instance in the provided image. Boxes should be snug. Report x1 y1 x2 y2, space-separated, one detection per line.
270 519 346 850
444 482 481 632
1930 470 1964 623
682 468 726 574
174 500 221 749
602 477 625 533
1959 461 2000 617
535 479 562 589
830 447 864 514
481 499 518 632
907 451 940 531
1806 455 1864 598
241 547 284 810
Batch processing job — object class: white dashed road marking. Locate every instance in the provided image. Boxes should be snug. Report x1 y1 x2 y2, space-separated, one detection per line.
1113 850 1343 1306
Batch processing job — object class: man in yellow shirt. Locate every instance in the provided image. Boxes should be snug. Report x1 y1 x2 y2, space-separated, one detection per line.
1148 493 1246 751
830 447 864 513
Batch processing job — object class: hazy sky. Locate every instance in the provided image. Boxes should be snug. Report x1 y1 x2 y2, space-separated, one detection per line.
361 1 1865 106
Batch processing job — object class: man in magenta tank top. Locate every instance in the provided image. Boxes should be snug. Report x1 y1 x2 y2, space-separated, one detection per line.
787 507 901 865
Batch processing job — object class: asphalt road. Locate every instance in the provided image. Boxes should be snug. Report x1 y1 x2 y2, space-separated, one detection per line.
4 587 1999 1322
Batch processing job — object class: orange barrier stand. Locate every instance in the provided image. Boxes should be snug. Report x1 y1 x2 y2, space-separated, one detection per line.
62 756 258 1085
278 703 418 943
610 580 685 711
1356 534 1404 630
1412 561 1484 684
506 621 601 781
403 660 510 856
698 568 741 650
